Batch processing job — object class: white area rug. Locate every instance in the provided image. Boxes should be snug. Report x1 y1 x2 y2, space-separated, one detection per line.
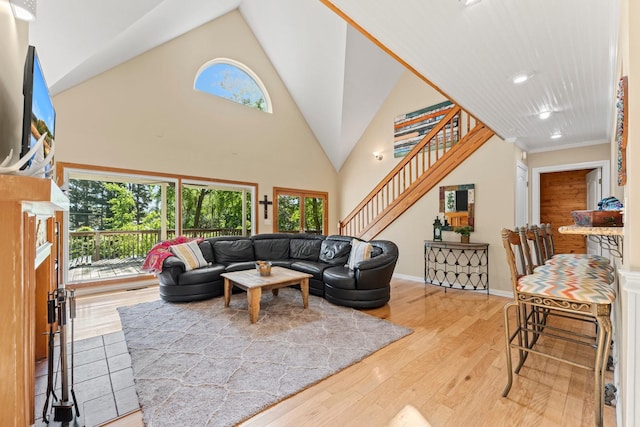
118 288 411 427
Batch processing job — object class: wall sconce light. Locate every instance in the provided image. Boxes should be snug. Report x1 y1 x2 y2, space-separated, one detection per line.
10 0 37 21
373 152 383 161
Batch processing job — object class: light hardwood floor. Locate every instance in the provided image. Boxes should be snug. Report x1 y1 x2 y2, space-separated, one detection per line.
73 279 616 427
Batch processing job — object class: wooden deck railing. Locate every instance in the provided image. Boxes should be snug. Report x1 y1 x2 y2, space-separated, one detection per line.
68 228 248 267
339 105 493 240
166 228 247 240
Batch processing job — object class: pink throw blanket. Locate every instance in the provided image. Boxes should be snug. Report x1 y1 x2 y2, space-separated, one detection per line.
142 236 203 273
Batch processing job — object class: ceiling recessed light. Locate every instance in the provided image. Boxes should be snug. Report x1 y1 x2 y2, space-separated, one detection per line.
460 0 481 6
10 0 36 21
538 110 552 120
512 73 532 84
551 133 562 139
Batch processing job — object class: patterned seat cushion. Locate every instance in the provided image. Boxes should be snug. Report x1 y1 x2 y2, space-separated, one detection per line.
545 254 611 270
534 263 614 284
517 268 616 304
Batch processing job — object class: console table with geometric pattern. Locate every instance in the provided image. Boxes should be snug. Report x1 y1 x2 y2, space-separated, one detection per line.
424 240 489 293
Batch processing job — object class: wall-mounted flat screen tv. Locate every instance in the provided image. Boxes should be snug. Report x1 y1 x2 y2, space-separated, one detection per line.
20 45 56 178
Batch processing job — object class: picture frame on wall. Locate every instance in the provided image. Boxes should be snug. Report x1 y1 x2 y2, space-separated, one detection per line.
393 101 455 157
616 76 628 186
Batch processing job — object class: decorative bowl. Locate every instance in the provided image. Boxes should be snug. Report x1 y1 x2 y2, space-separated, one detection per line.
255 261 272 276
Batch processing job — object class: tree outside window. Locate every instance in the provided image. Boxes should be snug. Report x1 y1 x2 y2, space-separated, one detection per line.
274 188 327 234
194 59 271 113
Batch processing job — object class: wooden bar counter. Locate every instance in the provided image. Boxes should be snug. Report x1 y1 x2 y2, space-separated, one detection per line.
558 224 623 260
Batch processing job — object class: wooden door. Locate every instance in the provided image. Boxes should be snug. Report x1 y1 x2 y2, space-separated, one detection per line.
540 169 591 254
585 168 602 255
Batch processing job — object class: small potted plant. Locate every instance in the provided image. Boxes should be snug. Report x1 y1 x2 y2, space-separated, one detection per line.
455 225 473 243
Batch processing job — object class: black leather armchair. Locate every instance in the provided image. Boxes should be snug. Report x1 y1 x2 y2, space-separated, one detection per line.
323 240 399 309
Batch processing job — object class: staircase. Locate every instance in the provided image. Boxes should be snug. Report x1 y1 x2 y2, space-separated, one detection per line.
339 104 494 240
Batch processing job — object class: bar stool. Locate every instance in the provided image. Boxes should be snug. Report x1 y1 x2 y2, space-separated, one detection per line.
501 227 615 427
522 224 615 355
521 225 613 279
540 223 612 270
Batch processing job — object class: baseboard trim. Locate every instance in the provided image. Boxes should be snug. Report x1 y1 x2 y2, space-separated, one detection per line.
71 280 158 297
392 273 512 298
392 273 423 283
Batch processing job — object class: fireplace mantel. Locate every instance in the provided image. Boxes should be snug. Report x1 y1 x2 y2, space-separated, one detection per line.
0 175 69 426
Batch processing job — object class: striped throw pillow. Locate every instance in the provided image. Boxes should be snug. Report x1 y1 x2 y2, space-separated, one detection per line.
347 239 372 270
169 240 208 271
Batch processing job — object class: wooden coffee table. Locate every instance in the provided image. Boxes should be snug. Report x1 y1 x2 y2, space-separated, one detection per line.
221 266 312 323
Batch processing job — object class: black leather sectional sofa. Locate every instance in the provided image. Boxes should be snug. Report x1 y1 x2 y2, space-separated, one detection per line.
157 233 399 309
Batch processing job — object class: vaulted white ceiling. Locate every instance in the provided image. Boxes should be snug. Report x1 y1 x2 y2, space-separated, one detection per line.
325 0 621 153
28 0 621 170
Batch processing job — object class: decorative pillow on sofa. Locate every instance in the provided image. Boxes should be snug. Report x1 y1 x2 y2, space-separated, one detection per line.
169 240 209 271
347 239 372 270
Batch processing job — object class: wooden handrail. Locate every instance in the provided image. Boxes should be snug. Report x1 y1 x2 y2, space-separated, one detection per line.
339 105 493 238
341 106 461 227
356 125 492 240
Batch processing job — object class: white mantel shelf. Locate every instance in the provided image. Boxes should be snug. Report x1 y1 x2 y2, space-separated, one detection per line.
0 174 68 425
0 175 69 213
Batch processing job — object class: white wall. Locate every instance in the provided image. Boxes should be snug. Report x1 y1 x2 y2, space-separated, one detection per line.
0 0 29 164
527 144 610 172
617 0 640 425
53 10 339 234
622 0 640 269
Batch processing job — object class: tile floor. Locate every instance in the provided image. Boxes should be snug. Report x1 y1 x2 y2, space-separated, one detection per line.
34 331 140 426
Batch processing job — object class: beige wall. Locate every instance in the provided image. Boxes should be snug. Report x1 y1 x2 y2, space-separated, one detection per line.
527 143 610 172
53 10 338 234
338 71 445 206
0 0 28 163
382 136 515 294
338 70 517 294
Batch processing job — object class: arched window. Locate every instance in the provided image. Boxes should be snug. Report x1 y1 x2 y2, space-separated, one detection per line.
194 58 272 113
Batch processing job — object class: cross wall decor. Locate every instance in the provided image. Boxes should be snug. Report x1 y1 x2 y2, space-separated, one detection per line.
258 195 272 219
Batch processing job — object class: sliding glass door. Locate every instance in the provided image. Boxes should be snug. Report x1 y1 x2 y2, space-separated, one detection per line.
65 170 177 284
61 166 256 287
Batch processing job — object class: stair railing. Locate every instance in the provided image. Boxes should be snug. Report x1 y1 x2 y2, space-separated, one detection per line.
339 105 483 237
